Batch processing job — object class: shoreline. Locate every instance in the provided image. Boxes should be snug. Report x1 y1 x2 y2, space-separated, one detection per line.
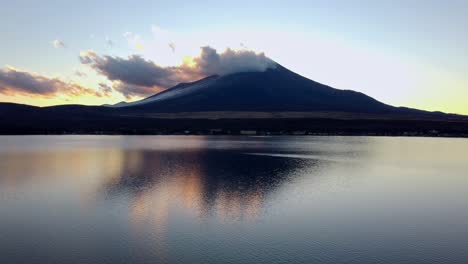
1 132 467 138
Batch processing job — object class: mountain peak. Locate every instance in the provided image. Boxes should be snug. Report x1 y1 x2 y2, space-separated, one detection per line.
113 64 399 114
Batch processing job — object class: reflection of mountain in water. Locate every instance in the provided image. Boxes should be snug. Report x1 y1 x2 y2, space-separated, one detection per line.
102 149 315 222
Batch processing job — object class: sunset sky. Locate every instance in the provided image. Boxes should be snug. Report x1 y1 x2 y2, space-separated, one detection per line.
1 0 467 114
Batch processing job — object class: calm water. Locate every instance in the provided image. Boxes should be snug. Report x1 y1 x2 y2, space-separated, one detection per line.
1 136 467 264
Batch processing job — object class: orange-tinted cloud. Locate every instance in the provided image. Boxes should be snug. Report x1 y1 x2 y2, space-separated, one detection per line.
0 67 108 98
80 46 275 98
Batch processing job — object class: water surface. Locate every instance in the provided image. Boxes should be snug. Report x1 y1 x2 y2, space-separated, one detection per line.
1 136 467 263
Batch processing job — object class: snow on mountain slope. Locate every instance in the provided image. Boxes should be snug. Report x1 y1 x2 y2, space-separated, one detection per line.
115 75 219 108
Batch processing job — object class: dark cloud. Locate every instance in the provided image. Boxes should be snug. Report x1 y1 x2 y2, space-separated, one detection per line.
0 67 104 98
80 46 276 98
80 52 196 88
169 42 176 52
97 83 114 97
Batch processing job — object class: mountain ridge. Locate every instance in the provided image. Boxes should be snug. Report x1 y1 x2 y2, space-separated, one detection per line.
1 63 468 136
111 64 437 116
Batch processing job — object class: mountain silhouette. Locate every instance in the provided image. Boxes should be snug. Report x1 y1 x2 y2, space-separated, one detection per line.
1 63 467 135
117 64 407 114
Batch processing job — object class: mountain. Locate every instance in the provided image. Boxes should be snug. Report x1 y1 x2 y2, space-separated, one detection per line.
1 63 468 135
116 64 404 114
114 63 455 120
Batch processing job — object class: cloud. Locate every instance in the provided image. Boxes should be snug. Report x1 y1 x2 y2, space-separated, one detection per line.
80 51 197 88
123 32 145 51
75 70 87 78
194 46 274 76
105 37 114 47
79 50 98 64
0 66 106 98
97 82 114 97
80 46 275 98
52 39 65 48
169 42 176 52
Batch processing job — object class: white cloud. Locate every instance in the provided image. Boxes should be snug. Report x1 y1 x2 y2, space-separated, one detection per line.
52 39 65 49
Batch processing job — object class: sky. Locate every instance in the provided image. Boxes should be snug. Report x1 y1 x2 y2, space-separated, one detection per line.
0 0 467 114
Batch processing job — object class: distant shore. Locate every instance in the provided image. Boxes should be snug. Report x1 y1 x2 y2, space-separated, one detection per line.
2 105 468 138
1 129 468 138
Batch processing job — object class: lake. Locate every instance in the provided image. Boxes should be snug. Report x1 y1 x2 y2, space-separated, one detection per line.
0 136 467 264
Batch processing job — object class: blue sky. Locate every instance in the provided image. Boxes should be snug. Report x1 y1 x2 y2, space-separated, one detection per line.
1 0 467 113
